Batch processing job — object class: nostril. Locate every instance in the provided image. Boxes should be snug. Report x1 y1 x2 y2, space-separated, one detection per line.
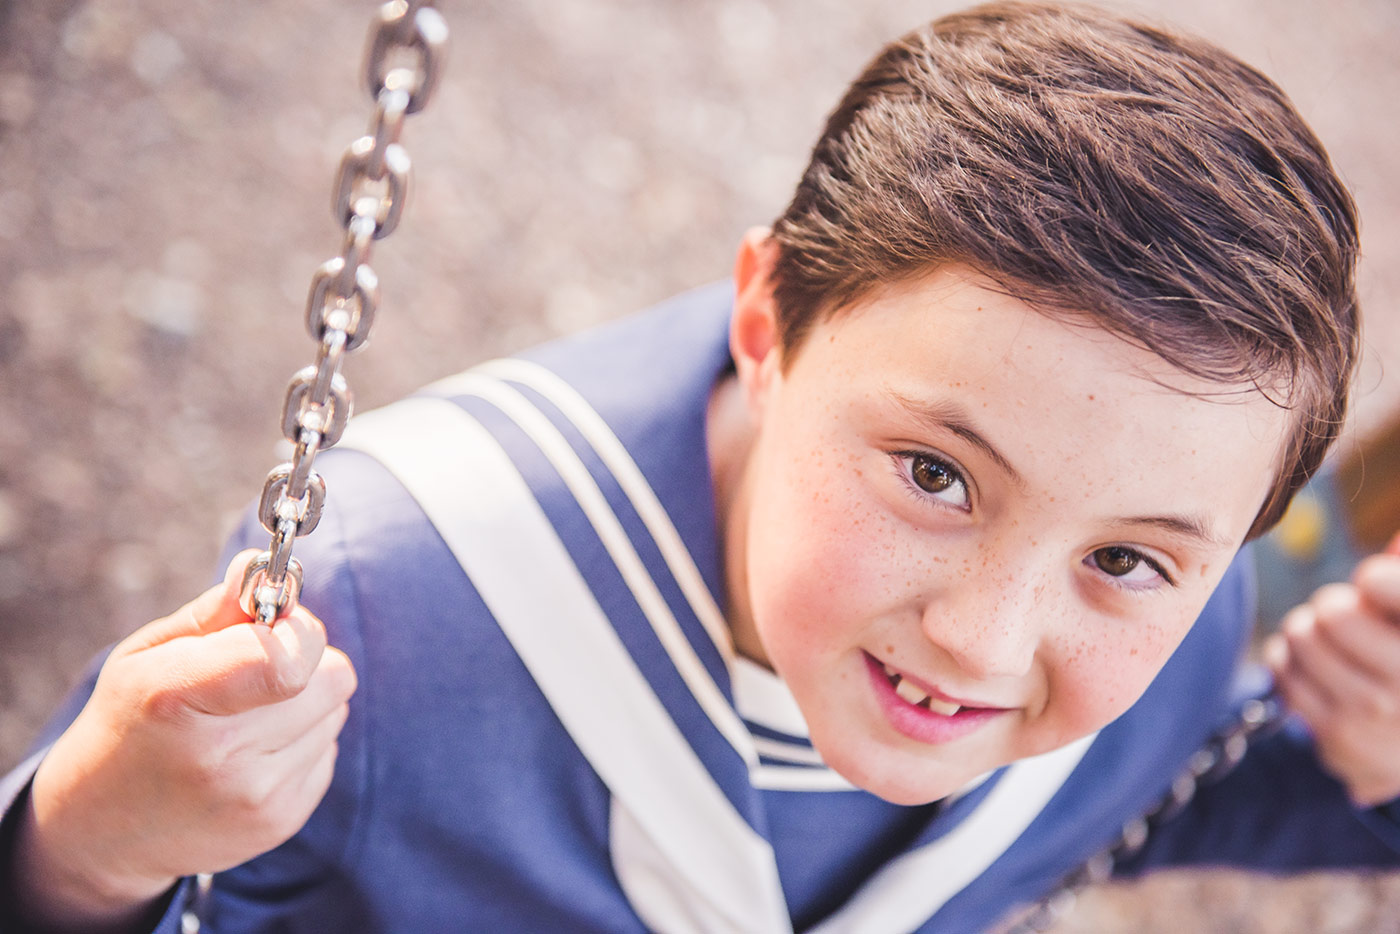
920 606 1038 681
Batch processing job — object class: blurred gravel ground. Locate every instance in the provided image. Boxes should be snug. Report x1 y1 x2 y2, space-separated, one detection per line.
2 1 1398 930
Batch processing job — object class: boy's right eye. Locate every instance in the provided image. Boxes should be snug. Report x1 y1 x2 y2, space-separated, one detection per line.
893 452 971 511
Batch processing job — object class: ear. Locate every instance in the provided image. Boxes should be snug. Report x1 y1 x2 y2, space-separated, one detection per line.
730 227 783 415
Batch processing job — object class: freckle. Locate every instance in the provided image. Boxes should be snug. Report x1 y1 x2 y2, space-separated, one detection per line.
885 644 894 655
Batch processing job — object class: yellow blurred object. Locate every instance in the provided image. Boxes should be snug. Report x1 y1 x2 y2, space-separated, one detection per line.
1272 493 1326 560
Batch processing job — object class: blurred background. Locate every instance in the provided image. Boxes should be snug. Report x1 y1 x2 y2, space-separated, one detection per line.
1 0 1397 930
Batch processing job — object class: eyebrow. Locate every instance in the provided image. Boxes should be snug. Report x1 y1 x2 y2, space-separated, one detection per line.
1116 514 1232 549
884 389 1025 485
882 389 1231 550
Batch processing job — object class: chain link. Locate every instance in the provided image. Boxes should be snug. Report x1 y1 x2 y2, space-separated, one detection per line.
997 692 1287 934
239 1 447 625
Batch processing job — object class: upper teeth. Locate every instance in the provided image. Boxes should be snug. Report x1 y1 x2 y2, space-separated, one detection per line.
883 663 961 716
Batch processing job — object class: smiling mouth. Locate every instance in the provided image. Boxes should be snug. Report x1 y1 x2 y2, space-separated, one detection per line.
878 661 962 716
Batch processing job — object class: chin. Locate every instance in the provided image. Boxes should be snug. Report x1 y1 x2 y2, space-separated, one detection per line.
818 741 966 806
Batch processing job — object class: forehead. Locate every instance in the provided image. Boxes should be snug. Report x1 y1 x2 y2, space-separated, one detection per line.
782 267 1291 538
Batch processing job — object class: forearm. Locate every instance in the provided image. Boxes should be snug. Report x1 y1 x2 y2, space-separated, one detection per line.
1 775 175 934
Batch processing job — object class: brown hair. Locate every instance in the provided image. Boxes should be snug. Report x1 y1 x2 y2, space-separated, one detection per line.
770 1 1359 538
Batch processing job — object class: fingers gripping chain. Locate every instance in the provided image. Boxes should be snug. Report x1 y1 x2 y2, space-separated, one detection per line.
240 552 305 628
240 1 447 625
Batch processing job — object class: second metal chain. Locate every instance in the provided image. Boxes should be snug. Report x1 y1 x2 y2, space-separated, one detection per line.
999 692 1286 933
239 0 448 625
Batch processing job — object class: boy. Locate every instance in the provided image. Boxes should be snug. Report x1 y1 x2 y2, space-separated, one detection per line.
5 2 1400 931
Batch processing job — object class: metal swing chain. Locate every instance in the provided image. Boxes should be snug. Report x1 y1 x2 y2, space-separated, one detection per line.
185 4 449 930
238 0 448 625
999 691 1287 934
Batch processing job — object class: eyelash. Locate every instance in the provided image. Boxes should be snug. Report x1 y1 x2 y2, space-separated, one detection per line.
1084 545 1177 592
890 450 972 512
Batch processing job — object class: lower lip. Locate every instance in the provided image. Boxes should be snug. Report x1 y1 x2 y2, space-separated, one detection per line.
864 654 1006 745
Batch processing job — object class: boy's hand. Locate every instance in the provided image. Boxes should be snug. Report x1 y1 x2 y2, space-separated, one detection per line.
8 550 357 930
1266 540 1400 807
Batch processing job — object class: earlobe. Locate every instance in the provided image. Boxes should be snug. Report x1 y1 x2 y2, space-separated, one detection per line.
730 227 783 412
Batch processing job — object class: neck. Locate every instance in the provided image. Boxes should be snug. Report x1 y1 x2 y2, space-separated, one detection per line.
706 371 770 668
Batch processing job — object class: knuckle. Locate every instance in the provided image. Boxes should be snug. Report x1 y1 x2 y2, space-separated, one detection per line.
323 649 359 699
1282 625 1314 657
1281 604 1316 640
227 770 280 820
186 740 236 794
243 806 289 849
141 683 191 723
257 776 322 845
1311 582 1360 621
1356 552 1400 581
1355 554 1400 610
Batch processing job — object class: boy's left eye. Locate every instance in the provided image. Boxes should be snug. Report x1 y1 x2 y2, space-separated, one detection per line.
1088 546 1171 587
893 452 971 510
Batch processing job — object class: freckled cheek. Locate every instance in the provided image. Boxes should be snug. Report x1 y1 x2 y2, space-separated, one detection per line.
1046 623 1182 729
756 517 872 626
750 473 895 653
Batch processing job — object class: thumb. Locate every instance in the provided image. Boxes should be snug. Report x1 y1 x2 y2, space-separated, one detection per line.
122 550 262 653
156 606 329 716
113 550 329 716
120 601 330 717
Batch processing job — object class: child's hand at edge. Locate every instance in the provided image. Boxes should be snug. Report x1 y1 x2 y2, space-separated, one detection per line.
5 550 357 932
1266 534 1400 807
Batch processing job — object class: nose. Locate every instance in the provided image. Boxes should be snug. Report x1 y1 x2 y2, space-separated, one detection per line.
919 566 1043 680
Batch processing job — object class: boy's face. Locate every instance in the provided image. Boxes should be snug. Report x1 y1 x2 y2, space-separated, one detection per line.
723 251 1289 806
